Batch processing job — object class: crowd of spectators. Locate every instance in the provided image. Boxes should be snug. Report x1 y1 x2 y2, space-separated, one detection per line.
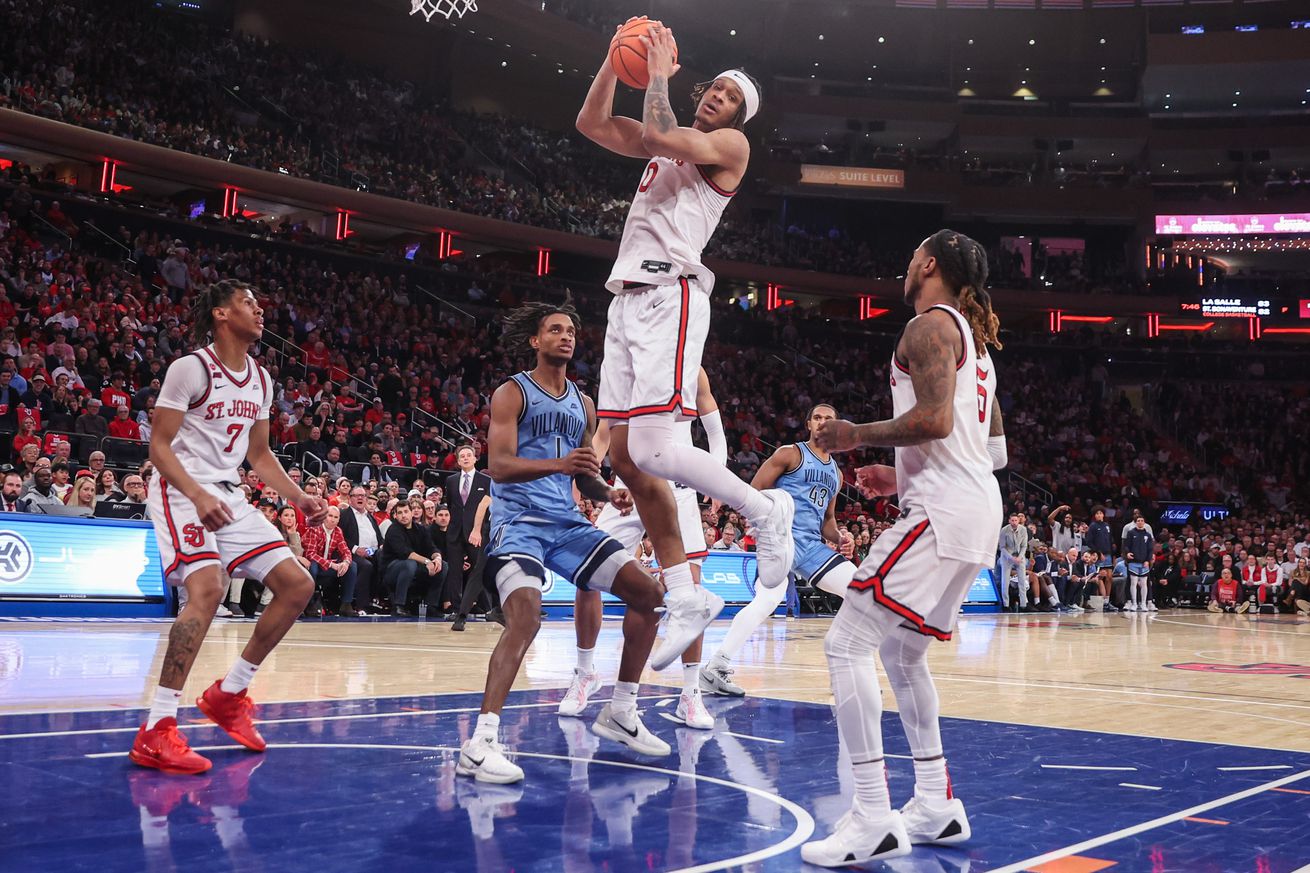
0 0 1144 294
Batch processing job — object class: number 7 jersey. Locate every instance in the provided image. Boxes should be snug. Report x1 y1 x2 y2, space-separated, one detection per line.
889 304 1002 565
155 345 272 485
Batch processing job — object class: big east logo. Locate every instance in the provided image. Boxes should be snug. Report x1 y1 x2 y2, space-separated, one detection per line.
1165 662 1310 679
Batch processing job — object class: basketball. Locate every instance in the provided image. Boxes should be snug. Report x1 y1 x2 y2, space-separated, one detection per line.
609 17 677 90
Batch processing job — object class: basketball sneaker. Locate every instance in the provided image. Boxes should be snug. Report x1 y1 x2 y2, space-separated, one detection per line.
801 805 911 867
699 664 745 697
650 587 723 671
558 668 604 717
900 796 971 845
591 702 670 756
456 734 525 784
1146 600 1159 612
752 489 796 590
674 688 714 730
129 717 213 774
197 681 266 752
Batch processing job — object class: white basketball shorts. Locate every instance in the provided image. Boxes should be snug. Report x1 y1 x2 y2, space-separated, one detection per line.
598 277 710 421
595 481 707 564
848 507 984 641
149 478 294 585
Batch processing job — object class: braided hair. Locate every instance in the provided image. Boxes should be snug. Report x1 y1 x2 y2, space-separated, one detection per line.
501 292 581 359
189 279 249 346
922 229 1004 352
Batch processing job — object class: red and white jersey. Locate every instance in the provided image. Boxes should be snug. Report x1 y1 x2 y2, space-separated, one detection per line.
606 156 733 296
889 304 1002 564
155 345 271 485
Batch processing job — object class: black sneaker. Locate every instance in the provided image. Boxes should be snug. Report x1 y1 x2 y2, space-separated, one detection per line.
451 615 467 632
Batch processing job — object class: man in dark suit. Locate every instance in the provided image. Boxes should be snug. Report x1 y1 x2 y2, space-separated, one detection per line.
446 444 494 631
337 484 382 613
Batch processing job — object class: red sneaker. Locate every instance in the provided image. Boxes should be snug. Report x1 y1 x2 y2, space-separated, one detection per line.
196 681 267 752
129 717 212 775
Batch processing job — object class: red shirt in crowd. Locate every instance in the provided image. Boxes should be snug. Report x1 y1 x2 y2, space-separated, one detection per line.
108 417 142 440
301 524 352 570
101 386 131 409
1214 578 1240 605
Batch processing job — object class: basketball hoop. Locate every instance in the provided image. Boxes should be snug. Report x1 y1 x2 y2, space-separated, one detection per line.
410 0 477 21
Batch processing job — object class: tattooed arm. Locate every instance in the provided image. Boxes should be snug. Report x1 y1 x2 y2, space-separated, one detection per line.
638 27 749 172
816 311 961 451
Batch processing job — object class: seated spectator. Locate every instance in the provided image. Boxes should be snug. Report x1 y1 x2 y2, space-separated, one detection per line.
19 464 63 512
1256 554 1285 612
49 461 72 502
1209 568 1247 614
107 404 141 440
64 473 96 511
94 469 123 503
1286 559 1310 616
1 470 25 512
711 523 745 552
11 414 41 456
302 505 360 617
116 474 149 511
380 501 441 617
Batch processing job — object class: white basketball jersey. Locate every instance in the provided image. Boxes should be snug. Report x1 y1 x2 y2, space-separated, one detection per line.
606 156 732 295
155 345 271 485
889 304 1002 564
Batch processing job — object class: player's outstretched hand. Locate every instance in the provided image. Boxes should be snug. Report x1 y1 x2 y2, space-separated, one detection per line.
195 491 235 531
854 464 898 498
560 446 601 478
298 494 329 527
838 529 855 559
815 419 860 453
639 25 681 80
610 488 635 514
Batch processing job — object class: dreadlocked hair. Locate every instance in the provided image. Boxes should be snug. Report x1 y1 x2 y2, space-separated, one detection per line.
922 229 1004 352
189 279 248 347
501 291 582 358
689 70 760 131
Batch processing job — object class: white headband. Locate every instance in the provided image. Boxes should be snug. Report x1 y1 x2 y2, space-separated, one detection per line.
715 70 760 124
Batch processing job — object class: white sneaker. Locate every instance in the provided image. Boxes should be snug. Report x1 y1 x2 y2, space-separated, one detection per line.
752 489 796 590
1296 599 1310 616
456 734 525 784
558 668 603 717
674 689 714 730
591 702 670 756
1067 604 1084 614
699 663 745 697
1123 602 1138 613
215 603 233 618
900 796 971 845
801 806 911 867
1146 601 1159 612
650 587 724 671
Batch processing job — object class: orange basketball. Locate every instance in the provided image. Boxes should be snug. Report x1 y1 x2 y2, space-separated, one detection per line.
609 18 677 90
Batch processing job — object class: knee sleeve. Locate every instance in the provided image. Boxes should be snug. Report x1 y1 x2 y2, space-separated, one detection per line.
625 415 679 482
879 628 943 758
815 561 854 599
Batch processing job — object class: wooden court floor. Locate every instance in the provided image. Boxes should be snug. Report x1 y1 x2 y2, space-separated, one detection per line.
3 609 1308 753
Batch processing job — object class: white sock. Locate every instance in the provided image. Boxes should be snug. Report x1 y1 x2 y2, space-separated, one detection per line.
626 416 772 520
663 562 694 595
611 680 639 715
681 662 700 696
146 686 182 729
852 758 891 816
716 581 786 660
577 647 595 673
474 711 500 741
913 756 952 805
709 649 731 671
220 657 259 694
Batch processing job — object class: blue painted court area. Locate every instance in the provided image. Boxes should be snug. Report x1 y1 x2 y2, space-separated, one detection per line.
1 690 1307 872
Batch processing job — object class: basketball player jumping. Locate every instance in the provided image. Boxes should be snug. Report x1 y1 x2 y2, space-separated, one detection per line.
578 20 796 669
457 297 671 785
800 231 1007 865
132 280 327 774
560 367 725 730
700 403 856 697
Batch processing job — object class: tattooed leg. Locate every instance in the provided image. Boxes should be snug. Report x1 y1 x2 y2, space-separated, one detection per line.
158 569 224 689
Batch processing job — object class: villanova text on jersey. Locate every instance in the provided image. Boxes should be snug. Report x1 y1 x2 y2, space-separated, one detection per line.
492 373 589 526
778 443 839 539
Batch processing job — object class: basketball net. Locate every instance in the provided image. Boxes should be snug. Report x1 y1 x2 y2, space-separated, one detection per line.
410 0 477 20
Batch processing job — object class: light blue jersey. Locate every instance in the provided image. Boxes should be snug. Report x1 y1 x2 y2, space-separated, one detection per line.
776 442 849 585
491 372 589 527
488 371 627 592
